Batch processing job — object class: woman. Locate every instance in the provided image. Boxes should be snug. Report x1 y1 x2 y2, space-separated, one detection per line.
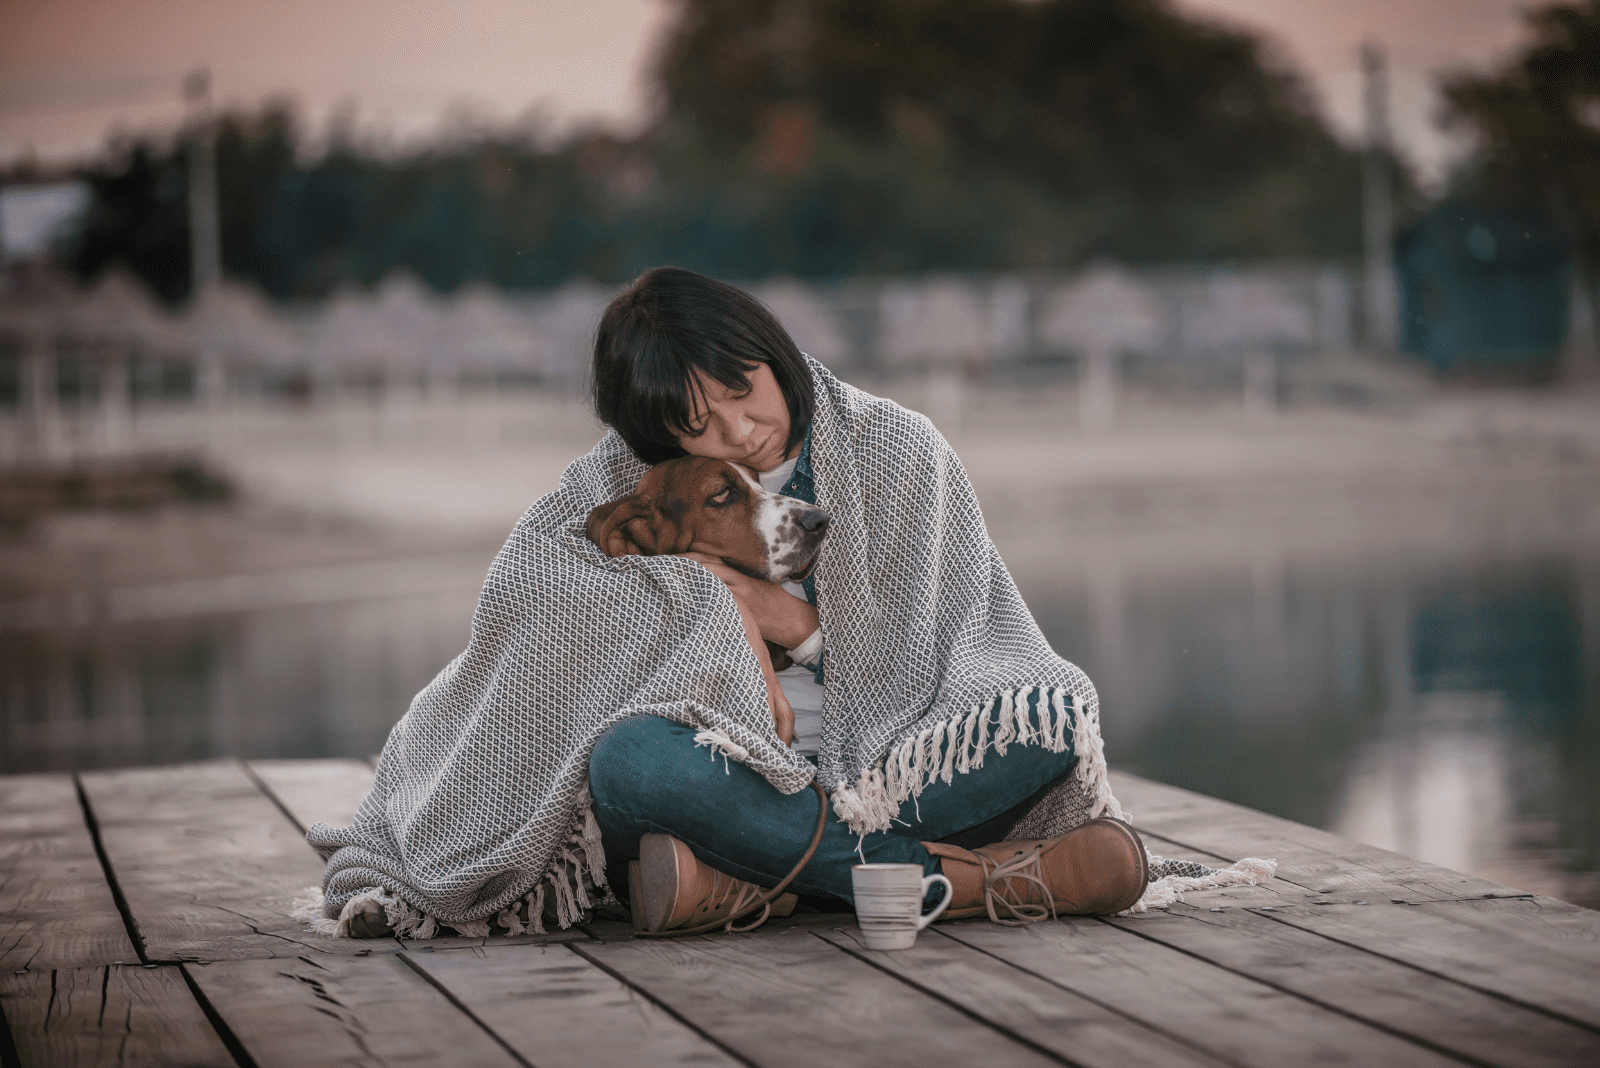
304 268 1262 940
586 267 1146 930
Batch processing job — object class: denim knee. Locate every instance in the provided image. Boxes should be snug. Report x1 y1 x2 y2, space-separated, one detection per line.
589 714 661 810
588 713 723 819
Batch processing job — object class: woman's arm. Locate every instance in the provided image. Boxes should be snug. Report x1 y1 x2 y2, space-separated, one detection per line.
729 588 796 745
676 553 820 650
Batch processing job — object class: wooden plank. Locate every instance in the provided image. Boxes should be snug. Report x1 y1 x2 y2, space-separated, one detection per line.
403 928 593 951
407 942 743 1067
1112 769 1522 899
246 758 375 832
1135 827 1334 911
1401 894 1600 951
78 759 386 962
0 964 234 1068
578 926 1061 1068
1106 904 1600 1068
0 773 138 970
186 953 522 1068
817 927 1231 1068
1257 898 1600 1031
940 918 1467 1068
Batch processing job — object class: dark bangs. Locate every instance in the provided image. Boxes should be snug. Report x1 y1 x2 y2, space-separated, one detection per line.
592 267 815 465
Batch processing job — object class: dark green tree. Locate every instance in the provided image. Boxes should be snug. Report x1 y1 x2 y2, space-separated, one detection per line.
650 0 1366 268
1442 0 1600 328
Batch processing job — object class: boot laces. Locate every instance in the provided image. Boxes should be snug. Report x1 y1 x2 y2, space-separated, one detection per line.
697 869 773 933
980 845 1056 927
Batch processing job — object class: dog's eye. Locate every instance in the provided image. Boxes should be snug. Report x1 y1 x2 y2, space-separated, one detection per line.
707 486 734 506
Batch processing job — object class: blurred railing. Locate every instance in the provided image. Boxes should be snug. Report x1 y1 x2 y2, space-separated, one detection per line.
0 260 1363 468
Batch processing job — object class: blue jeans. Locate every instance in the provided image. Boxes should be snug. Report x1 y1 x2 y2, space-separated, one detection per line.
588 692 1077 906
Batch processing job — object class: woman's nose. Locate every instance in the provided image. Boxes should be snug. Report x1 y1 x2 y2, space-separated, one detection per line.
718 410 754 441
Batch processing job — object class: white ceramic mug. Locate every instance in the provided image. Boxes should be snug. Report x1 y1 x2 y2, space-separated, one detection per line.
850 863 953 950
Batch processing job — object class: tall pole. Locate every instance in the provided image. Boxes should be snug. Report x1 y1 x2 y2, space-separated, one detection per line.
1361 42 1396 356
185 68 226 432
185 68 220 295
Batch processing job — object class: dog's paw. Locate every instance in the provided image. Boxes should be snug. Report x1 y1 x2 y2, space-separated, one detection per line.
346 898 393 939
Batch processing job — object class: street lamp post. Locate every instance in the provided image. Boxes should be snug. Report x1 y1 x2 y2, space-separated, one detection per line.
1361 42 1397 357
184 69 227 431
184 69 220 296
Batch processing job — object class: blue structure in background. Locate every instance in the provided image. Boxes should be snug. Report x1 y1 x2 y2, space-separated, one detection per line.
1396 205 1569 377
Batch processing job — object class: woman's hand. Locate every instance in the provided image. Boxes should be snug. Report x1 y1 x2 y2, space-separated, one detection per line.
677 552 819 650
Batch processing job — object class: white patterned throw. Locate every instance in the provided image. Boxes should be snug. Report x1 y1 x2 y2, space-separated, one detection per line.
299 358 1269 937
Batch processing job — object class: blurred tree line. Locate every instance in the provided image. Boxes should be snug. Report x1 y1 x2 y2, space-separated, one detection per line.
18 0 1393 303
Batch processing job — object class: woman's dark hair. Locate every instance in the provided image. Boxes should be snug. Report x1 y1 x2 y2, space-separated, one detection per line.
592 266 815 465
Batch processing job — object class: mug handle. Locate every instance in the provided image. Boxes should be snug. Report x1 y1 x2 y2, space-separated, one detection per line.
916 873 953 930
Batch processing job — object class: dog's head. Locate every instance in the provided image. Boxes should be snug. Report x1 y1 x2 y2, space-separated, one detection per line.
586 456 830 583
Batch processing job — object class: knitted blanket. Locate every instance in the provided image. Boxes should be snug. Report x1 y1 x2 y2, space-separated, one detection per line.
300 358 1268 938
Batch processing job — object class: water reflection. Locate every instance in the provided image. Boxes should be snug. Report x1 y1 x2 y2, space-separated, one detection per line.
1051 552 1600 908
2 543 1596 907
1 584 479 772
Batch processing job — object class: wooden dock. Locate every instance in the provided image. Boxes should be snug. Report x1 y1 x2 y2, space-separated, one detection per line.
3 759 1597 1068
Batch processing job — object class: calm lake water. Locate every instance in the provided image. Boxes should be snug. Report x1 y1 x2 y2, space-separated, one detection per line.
3 537 1596 908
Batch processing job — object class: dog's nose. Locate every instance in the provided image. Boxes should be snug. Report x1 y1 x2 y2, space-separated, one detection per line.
799 508 830 533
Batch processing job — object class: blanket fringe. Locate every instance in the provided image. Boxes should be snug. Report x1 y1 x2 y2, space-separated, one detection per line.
693 728 749 773
1127 856 1278 913
833 685 1115 836
290 887 341 936
296 782 613 941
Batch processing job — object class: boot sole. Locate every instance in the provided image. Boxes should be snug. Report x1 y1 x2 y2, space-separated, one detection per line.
639 832 688 932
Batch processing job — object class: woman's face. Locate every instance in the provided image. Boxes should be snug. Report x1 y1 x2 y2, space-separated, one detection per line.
676 362 795 472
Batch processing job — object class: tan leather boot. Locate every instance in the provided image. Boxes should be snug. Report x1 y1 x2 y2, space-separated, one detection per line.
924 817 1149 924
635 834 799 932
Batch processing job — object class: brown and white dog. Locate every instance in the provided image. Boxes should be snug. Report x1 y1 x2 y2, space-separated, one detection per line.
586 456 830 585
586 456 830 739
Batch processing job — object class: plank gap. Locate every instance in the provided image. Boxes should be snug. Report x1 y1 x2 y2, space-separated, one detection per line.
177 964 262 1068
71 773 149 966
238 760 306 836
1249 908 1600 1037
814 928 1091 1066
928 925 1248 1065
0 989 22 1068
1095 915 1511 1068
567 941 765 1068
394 952 537 1068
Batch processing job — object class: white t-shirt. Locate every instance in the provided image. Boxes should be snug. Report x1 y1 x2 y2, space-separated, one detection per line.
758 456 826 756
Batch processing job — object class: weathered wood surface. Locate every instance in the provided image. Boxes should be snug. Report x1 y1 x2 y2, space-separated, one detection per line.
579 926 1063 1068
0 964 234 1068
817 926 1232 1068
187 953 523 1068
408 942 744 1067
8 757 1599 1068
77 760 365 962
246 757 375 833
941 917 1467 1068
1112 769 1522 900
1258 897 1600 1030
1105 903 1600 1068
0 773 137 971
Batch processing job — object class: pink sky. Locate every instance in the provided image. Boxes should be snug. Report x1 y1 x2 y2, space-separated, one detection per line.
0 0 1532 186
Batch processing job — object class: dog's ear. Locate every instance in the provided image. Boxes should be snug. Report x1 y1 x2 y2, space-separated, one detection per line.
585 494 684 557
